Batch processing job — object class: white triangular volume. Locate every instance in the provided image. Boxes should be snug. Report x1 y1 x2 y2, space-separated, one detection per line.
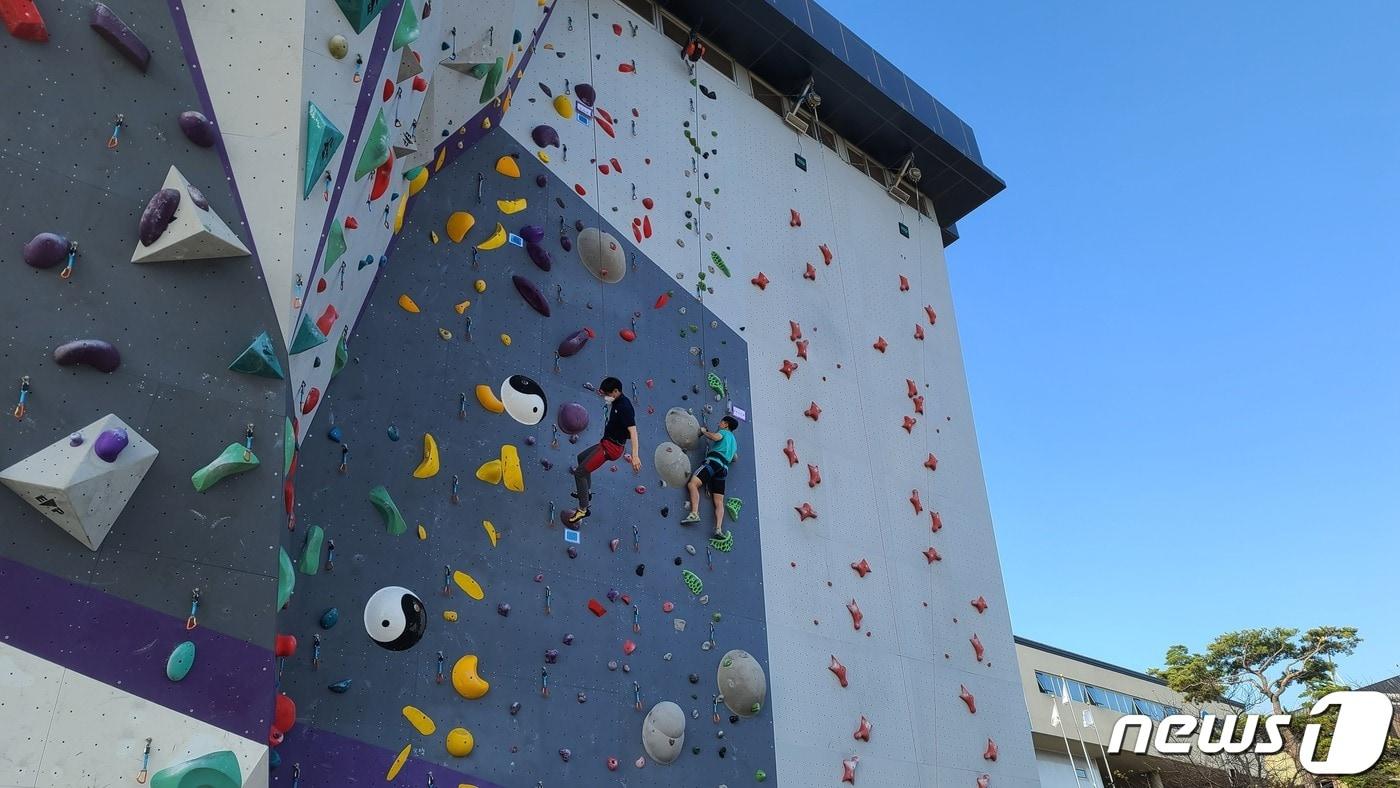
396 47 423 82
440 30 493 74
131 165 252 263
0 414 158 550
399 77 437 171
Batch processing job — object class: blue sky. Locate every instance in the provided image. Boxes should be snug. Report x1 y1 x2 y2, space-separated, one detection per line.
823 0 1400 698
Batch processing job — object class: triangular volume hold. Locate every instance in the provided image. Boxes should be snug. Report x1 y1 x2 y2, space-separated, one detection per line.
131 166 251 263
290 313 328 354
396 48 423 82
391 0 419 51
332 0 384 35
303 102 344 200
0 414 158 550
229 331 285 379
354 109 391 181
440 28 493 74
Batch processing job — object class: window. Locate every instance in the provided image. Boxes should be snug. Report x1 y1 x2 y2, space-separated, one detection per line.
1086 685 1137 714
846 146 872 177
615 0 654 25
1034 672 1088 703
701 45 734 81
815 124 839 153
750 77 786 116
1036 672 1060 695
1134 699 1169 721
661 14 687 46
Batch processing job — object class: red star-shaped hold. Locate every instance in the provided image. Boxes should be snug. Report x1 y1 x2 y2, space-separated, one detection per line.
872 336 888 352
795 502 818 521
914 324 925 341
924 453 938 471
923 546 942 564
807 464 821 488
850 558 871 577
971 595 989 614
902 416 917 433
789 321 803 340
983 738 998 761
847 599 863 630
906 379 919 398
912 395 925 414
783 439 799 466
842 755 859 784
804 262 817 281
795 339 809 359
751 272 770 290
925 305 938 324
853 715 873 741
780 359 798 378
804 402 822 421
910 489 923 514
820 243 834 265
899 274 910 292
971 633 985 662
930 511 943 532
960 684 977 714
977 774 990 788
790 208 802 227
829 655 848 687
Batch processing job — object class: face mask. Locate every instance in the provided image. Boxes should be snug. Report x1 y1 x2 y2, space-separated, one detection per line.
603 395 616 404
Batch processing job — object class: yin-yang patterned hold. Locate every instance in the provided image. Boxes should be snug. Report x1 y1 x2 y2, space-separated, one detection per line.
501 374 548 426
363 586 427 651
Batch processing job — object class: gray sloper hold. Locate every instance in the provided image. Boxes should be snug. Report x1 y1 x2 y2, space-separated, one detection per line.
642 700 686 764
577 227 626 283
664 408 701 450
717 649 767 718
653 442 691 488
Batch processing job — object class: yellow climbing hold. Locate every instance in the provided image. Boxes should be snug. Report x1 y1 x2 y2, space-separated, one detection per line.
496 198 526 215
553 94 573 119
476 223 508 250
454 299 471 314
482 520 499 547
407 166 429 196
481 116 491 130
475 384 505 413
475 279 488 292
413 433 439 478
475 459 503 485
393 192 408 234
500 334 511 346
501 444 524 492
402 705 437 736
451 654 490 699
452 570 484 600
494 156 520 178
438 328 453 341
537 151 550 164
445 727 475 757
434 147 446 172
417 524 428 540
386 743 412 781
446 211 475 243
506 52 516 72
443 610 458 622
398 294 420 313
430 231 440 244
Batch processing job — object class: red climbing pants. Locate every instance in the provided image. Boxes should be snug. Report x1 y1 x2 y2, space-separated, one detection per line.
573 439 624 505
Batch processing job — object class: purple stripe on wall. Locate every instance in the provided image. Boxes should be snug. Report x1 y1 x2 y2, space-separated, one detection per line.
268 724 504 788
0 556 273 741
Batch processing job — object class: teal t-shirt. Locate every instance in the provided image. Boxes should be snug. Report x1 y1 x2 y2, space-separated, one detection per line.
708 429 737 467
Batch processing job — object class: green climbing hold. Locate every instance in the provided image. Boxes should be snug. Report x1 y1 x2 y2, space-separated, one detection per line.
166 640 196 681
150 750 241 788
299 524 325 575
277 546 295 609
480 57 504 104
354 108 391 181
323 220 347 273
755 769 767 782
283 417 295 475
332 0 384 34
191 443 260 492
707 372 726 397
710 251 731 277
331 331 349 378
404 165 425 182
709 530 733 553
369 485 408 535
303 102 344 199
391 0 419 50
468 62 490 79
725 496 743 522
228 331 284 379
290 313 328 354
682 569 703 596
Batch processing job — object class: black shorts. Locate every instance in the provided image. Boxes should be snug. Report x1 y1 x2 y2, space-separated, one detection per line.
695 460 728 495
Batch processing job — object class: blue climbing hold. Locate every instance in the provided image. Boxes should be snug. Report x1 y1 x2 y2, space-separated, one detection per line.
327 425 343 442
328 679 353 693
290 314 328 354
228 331 285 379
387 425 400 441
320 607 340 629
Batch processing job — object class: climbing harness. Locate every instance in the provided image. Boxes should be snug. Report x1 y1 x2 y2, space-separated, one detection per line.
185 588 201 630
242 424 255 462
59 242 77 280
435 651 445 684
325 539 336 571
311 634 321 669
352 55 363 83
13 376 30 420
106 114 125 149
136 737 152 783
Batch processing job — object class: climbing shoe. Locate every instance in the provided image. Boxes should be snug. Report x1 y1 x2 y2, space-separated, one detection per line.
680 511 701 524
564 507 589 525
709 530 733 553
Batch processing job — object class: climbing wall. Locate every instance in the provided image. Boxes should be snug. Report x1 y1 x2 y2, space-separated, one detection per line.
0 1 284 785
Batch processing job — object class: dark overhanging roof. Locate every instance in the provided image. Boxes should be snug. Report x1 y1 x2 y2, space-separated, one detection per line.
653 0 1005 245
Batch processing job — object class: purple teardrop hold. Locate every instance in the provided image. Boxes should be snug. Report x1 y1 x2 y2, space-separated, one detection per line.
89 3 152 73
557 329 589 358
526 242 552 272
531 124 560 148
559 234 573 252
519 224 545 244
575 83 595 107
511 275 550 317
178 110 218 147
53 339 122 373
23 232 69 269
557 402 589 436
187 183 210 210
93 428 129 462
139 188 181 246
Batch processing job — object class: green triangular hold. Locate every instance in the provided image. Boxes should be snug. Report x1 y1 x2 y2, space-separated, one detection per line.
468 62 490 79
151 750 240 788
479 57 504 104
354 108 391 181
229 331 284 379
299 525 325 575
332 332 349 378
324 221 347 273
709 530 734 553
682 569 703 595
291 314 328 354
277 547 295 609
369 485 407 535
707 372 726 397
332 0 384 34
391 0 419 51
191 443 260 492
725 496 743 522
303 102 344 200
283 417 295 475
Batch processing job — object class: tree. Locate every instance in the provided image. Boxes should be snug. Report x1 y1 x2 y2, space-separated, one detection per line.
1150 627 1362 774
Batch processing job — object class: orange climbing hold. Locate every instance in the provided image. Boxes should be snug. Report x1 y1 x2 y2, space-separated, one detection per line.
902 416 916 433
846 599 862 630
794 502 817 521
872 337 887 352
820 244 833 265
978 775 991 788
619 328 636 342
804 402 821 421
971 595 988 614
642 215 651 238
959 685 977 714
803 262 816 281
850 558 871 577
930 511 943 532
2 0 48 41
924 453 938 471
794 340 808 359
912 396 924 414
924 305 937 324
971 633 985 662
642 197 654 209
923 547 941 564
316 304 339 335
783 439 798 467
807 464 821 488
899 275 910 292
574 184 587 196
789 321 802 341
344 216 358 229
853 714 872 741
751 272 769 290
789 209 802 227
984 738 998 761
907 379 918 398
828 655 848 687
779 359 798 378
909 489 922 514
596 115 615 138
842 755 859 783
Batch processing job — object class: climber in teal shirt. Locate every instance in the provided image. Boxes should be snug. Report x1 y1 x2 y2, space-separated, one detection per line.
681 416 739 536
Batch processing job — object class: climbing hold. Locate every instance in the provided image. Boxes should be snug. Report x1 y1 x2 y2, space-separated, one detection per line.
925 305 938 324
829 655 848 687
664 408 701 449
451 654 490 699
873 337 888 352
89 3 151 72
475 459 503 485
402 705 436 735
847 599 863 630
501 445 524 491
386 744 411 781
476 222 508 251
228 331 284 379
751 272 769 290
903 416 917 433
323 221 347 271
2 0 48 42
794 503 817 521
390 0 419 50
842 755 859 783
177 110 218 148
494 155 521 178
913 396 925 414
320 608 339 629
725 497 743 522
138 189 181 247
653 442 691 487
301 387 320 415
412 433 439 478
971 633 985 662
363 586 427 651
619 328 636 342
316 304 339 336
783 440 799 466
328 678 352 693
454 299 471 314
276 547 295 609
854 715 873 741
53 339 121 373
707 372 726 397
386 426 400 441
899 274 910 292
575 82 596 106
446 211 475 242
406 166 429 196
552 94 573 118
91 428 129 463
290 314 327 354
851 558 871 577
191 443 259 492
532 124 560 148
803 262 817 281
166 640 196 681
497 198 527 214
642 701 686 765
779 360 798 379
557 402 589 435
807 464 821 488
22 231 68 269
511 275 551 316
452 570 484 600
924 453 938 471
577 228 627 283
327 33 348 58
923 547 942 564
804 402 822 421
930 511 943 532
397 293 420 313
910 489 923 514
984 738 998 761
148 751 241 788
445 727 475 757
557 328 590 358
682 569 703 595
820 244 834 265
475 384 506 414
717 649 766 717
443 610 458 621
482 519 499 546
354 109 391 181
972 596 989 614
368 485 408 535
960 685 977 713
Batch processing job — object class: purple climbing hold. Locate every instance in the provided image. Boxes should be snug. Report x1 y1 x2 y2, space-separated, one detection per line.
531 124 560 148
526 241 552 272
93 428 129 462
562 633 574 645
606 588 620 602
544 648 559 664
138 188 181 246
559 748 572 763
535 174 548 188
22 232 69 269
497 603 511 617
53 339 121 373
540 459 553 470
557 329 589 358
68 432 84 447
178 110 218 148
187 183 210 210
511 275 551 317
557 402 589 435
89 3 151 73
519 224 545 244
560 234 573 252
574 219 585 232
575 83 596 107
